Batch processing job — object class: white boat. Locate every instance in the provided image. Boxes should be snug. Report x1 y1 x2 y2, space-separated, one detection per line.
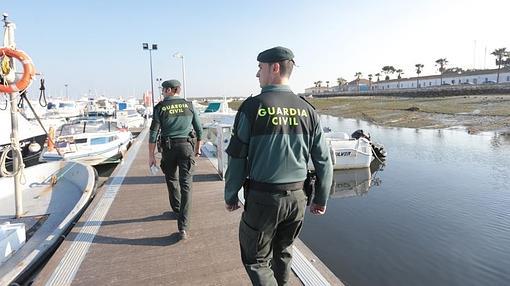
199 100 236 126
309 130 386 170
192 100 208 113
115 109 146 129
0 161 96 285
46 99 84 119
40 118 132 165
0 105 46 172
325 132 374 169
85 97 115 117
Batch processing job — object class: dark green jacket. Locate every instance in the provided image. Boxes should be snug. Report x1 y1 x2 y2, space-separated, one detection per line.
224 85 333 206
149 96 203 143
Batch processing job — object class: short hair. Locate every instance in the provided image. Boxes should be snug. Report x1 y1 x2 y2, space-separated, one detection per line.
276 60 294 78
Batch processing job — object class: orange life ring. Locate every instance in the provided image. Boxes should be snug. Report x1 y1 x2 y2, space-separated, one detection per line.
0 47 35 93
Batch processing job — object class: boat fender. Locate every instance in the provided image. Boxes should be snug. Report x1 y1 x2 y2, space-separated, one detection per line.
47 127 55 151
0 48 35 93
51 175 57 185
28 141 41 153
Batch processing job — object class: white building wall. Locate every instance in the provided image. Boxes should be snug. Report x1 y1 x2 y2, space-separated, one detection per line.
372 70 510 90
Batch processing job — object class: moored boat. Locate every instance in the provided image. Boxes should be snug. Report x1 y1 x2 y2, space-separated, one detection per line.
0 161 97 285
39 118 132 165
199 100 236 126
115 108 146 130
310 129 386 170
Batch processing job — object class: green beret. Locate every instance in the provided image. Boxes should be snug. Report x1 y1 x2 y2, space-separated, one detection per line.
257 46 294 63
162 79 181 89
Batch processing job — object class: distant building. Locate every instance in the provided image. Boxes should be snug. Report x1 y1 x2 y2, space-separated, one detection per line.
304 67 510 93
346 79 370 92
372 67 510 90
304 86 334 94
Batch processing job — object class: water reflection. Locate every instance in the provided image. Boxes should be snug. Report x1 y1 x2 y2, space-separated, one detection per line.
301 115 510 286
329 161 383 200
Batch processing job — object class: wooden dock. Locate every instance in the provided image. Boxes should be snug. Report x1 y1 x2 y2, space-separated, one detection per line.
33 128 343 286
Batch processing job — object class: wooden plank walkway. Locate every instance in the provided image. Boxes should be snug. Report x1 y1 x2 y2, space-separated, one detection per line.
34 129 311 285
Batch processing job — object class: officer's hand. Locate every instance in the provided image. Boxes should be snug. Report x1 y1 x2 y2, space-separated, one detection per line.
310 203 326 215
148 155 156 167
225 202 240 212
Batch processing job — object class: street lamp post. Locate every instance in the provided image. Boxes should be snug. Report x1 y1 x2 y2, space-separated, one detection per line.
155 77 163 101
173 52 186 99
142 43 158 109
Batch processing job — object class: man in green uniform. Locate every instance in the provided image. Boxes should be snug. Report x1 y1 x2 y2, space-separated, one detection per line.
149 79 203 240
224 47 333 285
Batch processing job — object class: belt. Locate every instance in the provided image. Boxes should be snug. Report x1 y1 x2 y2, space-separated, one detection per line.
162 137 191 144
249 180 304 193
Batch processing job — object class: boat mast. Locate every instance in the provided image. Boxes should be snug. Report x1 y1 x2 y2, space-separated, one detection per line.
3 13 23 218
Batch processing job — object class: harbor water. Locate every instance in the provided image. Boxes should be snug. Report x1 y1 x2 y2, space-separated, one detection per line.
300 115 510 286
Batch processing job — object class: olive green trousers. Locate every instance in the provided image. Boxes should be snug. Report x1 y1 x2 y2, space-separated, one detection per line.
160 142 194 231
239 189 307 286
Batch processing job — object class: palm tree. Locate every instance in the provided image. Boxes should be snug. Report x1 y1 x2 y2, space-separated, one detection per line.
415 64 424 88
491 48 507 83
368 74 373 90
337 77 347 92
326 81 330 88
435 58 448 86
337 77 347 85
381 66 396 81
375 72 381 82
354 72 362 92
396 69 404 88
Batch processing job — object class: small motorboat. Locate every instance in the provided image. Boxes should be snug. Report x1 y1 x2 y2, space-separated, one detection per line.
40 118 132 165
115 108 147 130
199 100 236 126
310 129 386 170
0 161 97 285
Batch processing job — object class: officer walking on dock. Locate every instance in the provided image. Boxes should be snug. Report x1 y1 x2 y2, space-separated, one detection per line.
149 79 203 240
224 47 333 285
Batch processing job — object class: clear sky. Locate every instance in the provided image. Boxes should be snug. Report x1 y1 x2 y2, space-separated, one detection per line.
2 0 510 100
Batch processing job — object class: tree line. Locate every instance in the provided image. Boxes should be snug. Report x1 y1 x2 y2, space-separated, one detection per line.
313 47 510 90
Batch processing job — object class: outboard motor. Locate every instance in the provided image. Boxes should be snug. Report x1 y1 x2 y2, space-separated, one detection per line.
351 129 387 159
372 143 387 159
351 129 371 141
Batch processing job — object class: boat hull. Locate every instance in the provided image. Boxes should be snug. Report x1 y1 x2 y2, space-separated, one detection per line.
40 131 132 166
309 136 373 170
0 133 47 174
0 161 97 285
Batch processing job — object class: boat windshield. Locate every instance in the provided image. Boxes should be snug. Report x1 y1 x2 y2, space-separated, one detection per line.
204 102 221 113
59 121 116 136
59 103 76 109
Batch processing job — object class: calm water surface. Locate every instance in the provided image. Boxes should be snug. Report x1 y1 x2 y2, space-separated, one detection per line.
300 116 510 286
